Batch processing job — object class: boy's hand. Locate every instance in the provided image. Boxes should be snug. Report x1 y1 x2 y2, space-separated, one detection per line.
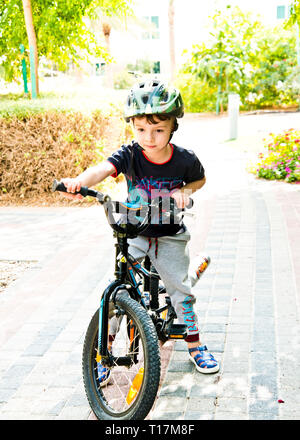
60 178 84 200
171 190 191 209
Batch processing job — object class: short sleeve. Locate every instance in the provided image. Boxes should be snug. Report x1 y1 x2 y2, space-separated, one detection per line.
184 151 205 184
107 145 131 178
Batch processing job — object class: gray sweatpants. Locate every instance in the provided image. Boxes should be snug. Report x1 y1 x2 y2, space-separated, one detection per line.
127 230 200 342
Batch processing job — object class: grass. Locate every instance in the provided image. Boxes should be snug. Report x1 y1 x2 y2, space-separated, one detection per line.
0 88 127 119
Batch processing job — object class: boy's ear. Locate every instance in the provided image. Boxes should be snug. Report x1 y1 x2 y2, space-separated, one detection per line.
173 119 178 132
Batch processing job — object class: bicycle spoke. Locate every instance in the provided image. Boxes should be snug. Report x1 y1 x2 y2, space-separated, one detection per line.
94 308 146 413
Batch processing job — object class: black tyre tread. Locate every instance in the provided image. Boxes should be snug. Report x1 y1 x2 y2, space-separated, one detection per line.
82 291 161 420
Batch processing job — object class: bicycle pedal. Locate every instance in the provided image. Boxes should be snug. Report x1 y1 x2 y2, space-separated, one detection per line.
166 324 187 340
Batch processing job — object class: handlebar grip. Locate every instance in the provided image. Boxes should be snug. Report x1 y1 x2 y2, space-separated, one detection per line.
52 179 89 197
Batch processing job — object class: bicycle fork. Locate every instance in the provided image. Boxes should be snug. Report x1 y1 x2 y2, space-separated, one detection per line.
97 280 133 367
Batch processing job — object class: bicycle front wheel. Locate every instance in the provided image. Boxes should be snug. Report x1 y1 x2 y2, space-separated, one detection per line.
82 290 161 420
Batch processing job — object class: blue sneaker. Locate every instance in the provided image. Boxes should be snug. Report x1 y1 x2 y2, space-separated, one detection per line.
97 362 111 387
188 345 219 374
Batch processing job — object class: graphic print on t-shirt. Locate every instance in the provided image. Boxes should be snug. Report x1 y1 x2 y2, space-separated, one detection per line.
129 176 183 202
127 176 184 229
107 142 205 237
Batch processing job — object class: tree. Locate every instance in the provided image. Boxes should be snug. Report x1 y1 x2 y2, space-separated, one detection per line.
287 0 300 26
181 6 261 113
22 0 39 95
248 27 297 108
0 0 133 93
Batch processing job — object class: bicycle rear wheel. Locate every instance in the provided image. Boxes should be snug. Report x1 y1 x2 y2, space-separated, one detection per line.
82 290 161 420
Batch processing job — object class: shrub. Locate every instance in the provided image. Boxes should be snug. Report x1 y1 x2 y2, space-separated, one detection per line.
0 109 131 205
174 73 217 113
113 70 135 90
254 129 300 183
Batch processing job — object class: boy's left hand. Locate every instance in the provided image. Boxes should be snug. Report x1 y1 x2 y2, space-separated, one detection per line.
171 190 191 210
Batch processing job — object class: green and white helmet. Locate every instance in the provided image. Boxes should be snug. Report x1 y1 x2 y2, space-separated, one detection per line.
124 79 184 122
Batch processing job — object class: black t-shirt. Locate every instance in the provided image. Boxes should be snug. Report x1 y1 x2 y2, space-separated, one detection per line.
107 142 205 237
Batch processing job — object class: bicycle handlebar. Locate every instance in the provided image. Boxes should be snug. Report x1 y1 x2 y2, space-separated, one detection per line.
52 180 106 202
52 179 193 237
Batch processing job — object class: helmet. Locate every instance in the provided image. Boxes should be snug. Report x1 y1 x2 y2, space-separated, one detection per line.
124 79 184 122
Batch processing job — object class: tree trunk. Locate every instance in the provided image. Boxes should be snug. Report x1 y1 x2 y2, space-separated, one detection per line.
102 22 114 88
22 0 39 96
168 0 176 82
102 22 111 53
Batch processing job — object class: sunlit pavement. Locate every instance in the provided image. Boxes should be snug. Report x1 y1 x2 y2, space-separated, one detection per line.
0 112 300 420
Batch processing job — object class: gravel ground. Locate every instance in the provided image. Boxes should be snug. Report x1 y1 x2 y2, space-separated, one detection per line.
0 260 38 294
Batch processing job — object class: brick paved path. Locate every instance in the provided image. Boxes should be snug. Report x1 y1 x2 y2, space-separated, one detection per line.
0 113 300 420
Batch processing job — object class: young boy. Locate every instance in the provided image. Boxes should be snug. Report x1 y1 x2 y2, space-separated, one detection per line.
61 79 219 381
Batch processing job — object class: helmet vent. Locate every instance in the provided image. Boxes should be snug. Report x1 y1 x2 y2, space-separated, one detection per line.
162 92 169 102
142 95 149 104
152 80 159 87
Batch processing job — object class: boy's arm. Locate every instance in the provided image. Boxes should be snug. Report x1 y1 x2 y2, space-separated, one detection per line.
61 160 115 199
171 176 206 209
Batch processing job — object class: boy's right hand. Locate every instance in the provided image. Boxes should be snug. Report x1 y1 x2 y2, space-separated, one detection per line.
60 178 84 200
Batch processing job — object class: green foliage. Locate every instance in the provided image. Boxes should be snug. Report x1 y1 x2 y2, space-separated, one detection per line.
0 0 133 82
113 70 135 90
254 129 300 182
127 59 158 74
286 0 300 26
179 5 298 112
247 27 297 108
174 73 217 112
0 91 125 119
181 6 261 111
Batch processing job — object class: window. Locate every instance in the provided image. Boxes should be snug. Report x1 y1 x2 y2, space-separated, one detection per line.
153 61 160 74
142 16 160 40
151 16 160 39
277 5 286 19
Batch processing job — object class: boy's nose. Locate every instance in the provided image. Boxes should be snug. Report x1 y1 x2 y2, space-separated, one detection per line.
145 130 154 142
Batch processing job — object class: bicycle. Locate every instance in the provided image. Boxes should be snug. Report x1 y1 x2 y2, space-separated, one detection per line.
52 179 209 420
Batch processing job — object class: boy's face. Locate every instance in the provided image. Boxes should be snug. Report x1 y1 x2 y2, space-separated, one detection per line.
132 116 174 157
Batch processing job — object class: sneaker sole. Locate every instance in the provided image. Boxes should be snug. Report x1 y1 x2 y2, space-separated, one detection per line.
189 354 220 374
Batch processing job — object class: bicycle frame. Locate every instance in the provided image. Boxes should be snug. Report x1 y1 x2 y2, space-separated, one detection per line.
52 180 187 366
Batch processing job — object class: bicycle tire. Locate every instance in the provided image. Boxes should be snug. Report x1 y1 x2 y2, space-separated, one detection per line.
82 290 161 420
